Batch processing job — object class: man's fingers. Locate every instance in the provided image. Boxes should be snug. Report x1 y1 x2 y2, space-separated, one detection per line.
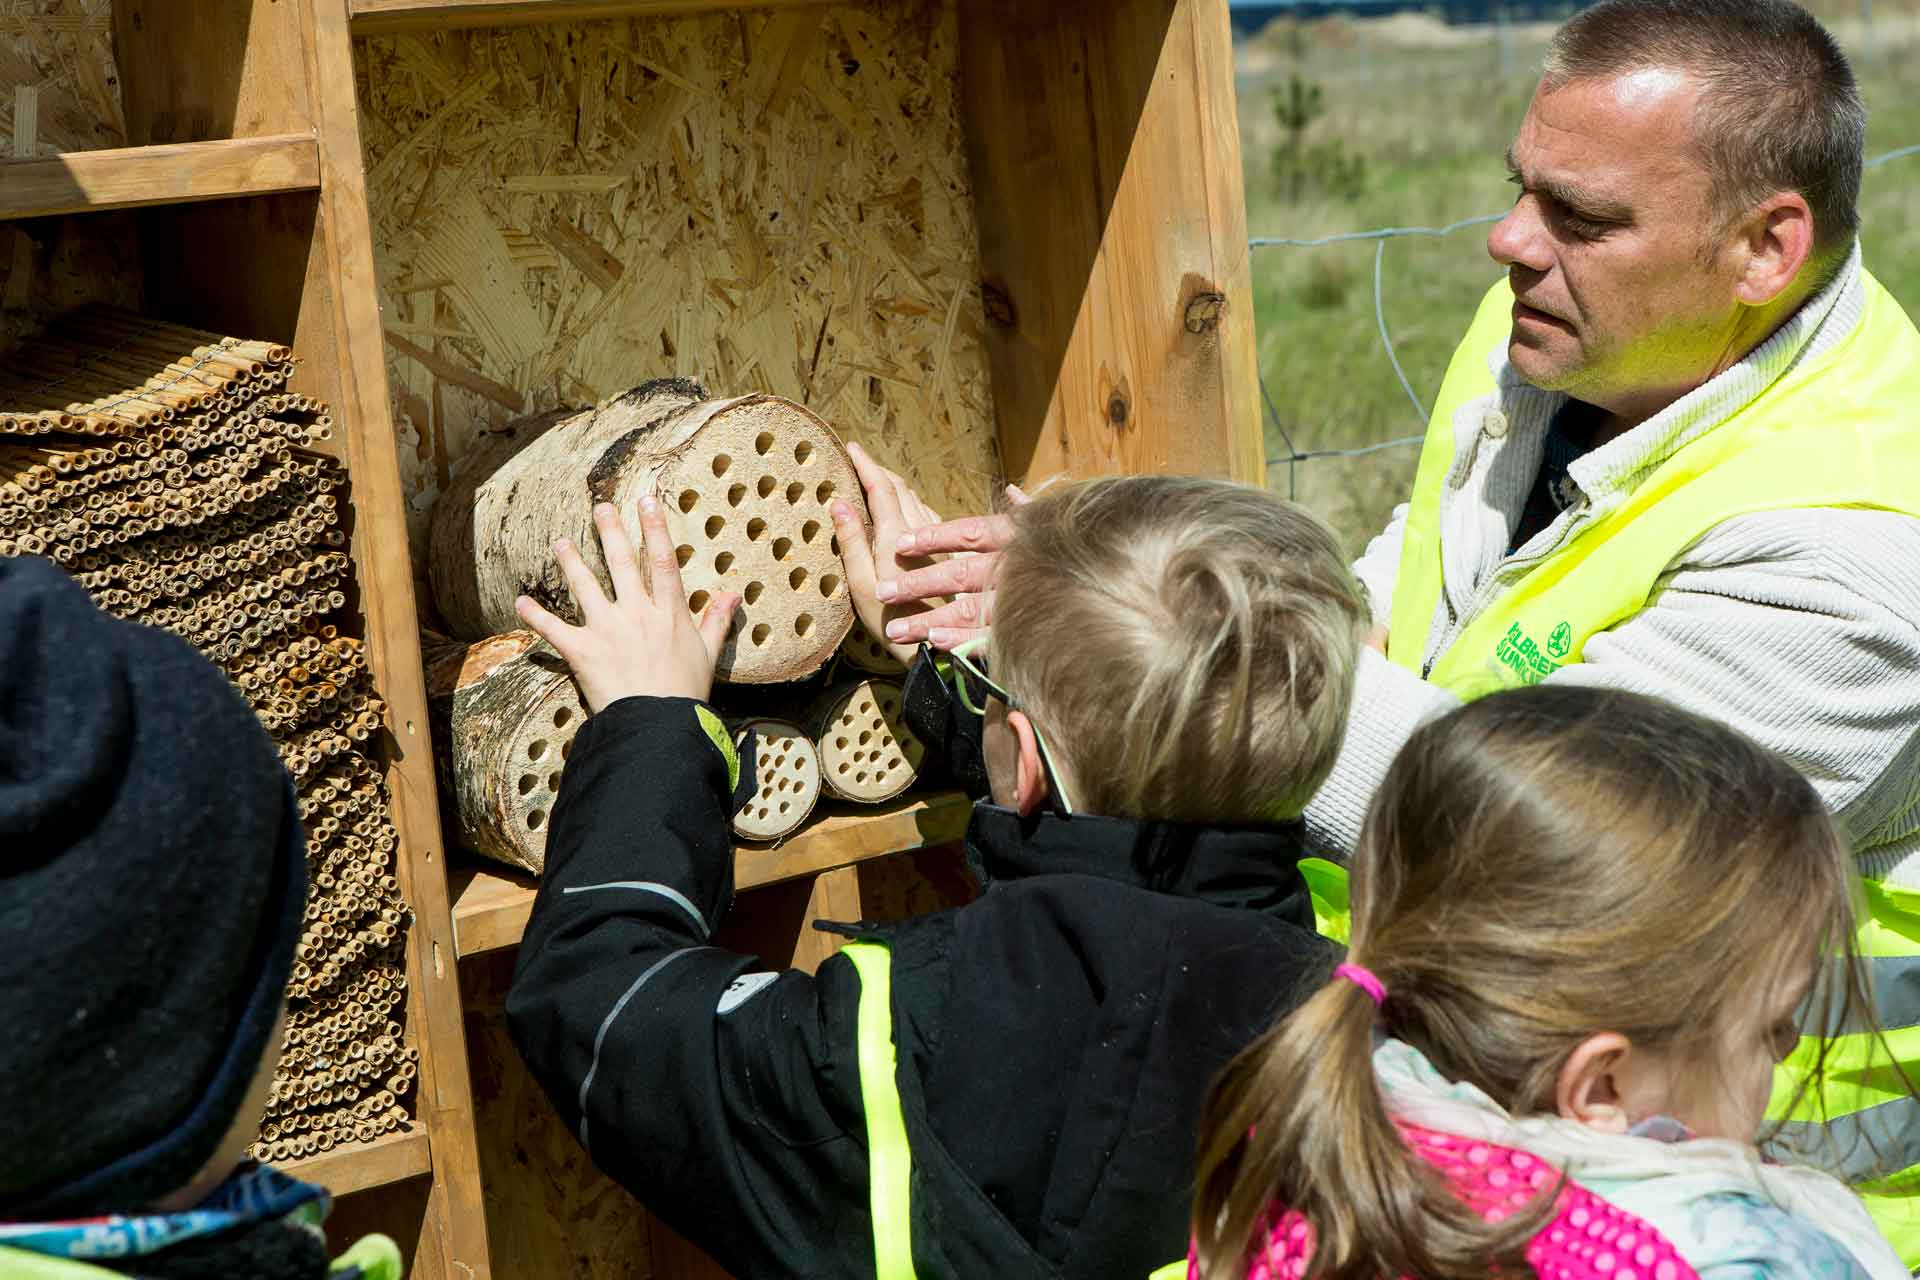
883 592 991 642
553 537 610 620
877 552 998 604
595 502 645 603
895 512 1015 558
1005 483 1031 507
516 593 581 657
637 495 685 605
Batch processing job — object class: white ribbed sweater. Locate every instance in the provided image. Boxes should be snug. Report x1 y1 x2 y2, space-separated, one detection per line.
1305 247 1920 888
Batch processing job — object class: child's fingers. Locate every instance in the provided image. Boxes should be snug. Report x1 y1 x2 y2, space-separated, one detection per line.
846 441 904 529
830 500 879 595
697 592 742 662
553 537 610 620
636 496 685 606
1005 483 1031 507
594 501 645 604
516 593 581 657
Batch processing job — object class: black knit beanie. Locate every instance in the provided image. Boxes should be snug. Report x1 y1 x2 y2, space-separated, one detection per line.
0 556 307 1217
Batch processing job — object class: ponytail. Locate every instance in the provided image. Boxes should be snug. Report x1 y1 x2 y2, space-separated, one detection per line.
1191 971 1541 1279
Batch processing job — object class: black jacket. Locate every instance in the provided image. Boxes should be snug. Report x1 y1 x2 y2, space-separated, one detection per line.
507 660 1334 1279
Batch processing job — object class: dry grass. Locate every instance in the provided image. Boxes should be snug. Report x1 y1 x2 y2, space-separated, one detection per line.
1241 4 1920 553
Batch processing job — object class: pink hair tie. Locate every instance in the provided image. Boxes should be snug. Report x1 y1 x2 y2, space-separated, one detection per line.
1334 962 1386 1008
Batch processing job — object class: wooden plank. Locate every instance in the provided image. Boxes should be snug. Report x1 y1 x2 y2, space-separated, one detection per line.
790 864 861 974
114 0 314 143
283 1127 433 1197
958 0 1261 486
449 790 973 957
350 0 827 35
0 135 320 220
300 0 495 1273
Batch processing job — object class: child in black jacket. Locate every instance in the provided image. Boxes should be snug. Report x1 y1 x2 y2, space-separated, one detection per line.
506 456 1365 1280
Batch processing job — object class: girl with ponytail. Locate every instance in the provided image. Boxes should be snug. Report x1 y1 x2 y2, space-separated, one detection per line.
1191 685 1908 1280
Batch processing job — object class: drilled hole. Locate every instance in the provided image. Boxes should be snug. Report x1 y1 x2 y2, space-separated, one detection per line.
789 566 808 590
528 739 549 761
518 774 538 796
795 613 814 636
780 801 790 813
527 808 547 830
794 440 813 465
858 730 873 746
754 432 774 455
835 736 848 749
715 551 735 574
712 454 732 477
727 483 747 507
774 537 794 561
678 490 699 513
856 771 869 784
562 738 575 760
820 573 840 596
688 590 710 613
786 482 804 505
816 481 835 503
830 535 841 556
676 545 694 567
548 771 563 792
751 623 770 645
553 706 573 728
757 475 777 499
745 581 765 605
705 515 725 538
801 520 821 543
757 806 769 819
747 518 767 540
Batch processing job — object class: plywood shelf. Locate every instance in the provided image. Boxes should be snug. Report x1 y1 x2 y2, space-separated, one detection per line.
0 135 321 221
281 1127 433 1198
449 789 973 957
348 0 819 33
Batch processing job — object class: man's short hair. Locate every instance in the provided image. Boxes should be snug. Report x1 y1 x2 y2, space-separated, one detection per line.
1543 0 1864 281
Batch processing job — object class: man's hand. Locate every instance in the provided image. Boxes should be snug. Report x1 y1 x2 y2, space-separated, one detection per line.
515 498 741 714
876 484 1028 650
830 441 946 666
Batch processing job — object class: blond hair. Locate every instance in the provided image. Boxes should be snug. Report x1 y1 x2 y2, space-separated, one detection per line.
987 475 1364 823
1192 686 1876 1279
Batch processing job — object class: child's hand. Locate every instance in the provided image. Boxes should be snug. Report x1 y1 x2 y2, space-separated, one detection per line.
831 441 946 666
515 498 741 714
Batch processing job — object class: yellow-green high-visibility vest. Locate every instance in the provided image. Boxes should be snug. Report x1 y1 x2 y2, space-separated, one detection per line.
1379 269 1920 1258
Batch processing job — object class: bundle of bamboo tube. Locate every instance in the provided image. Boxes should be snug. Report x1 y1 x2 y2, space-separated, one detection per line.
0 305 413 1162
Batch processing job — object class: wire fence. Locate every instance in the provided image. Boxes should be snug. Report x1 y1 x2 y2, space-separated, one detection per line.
1251 142 1920 500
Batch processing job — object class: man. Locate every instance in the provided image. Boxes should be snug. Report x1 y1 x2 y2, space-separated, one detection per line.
879 0 1920 1254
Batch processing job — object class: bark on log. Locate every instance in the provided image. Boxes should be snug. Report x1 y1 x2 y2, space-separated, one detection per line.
428 379 863 684
423 630 586 874
810 678 925 803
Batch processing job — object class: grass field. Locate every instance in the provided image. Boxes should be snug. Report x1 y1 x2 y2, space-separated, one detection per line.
1237 2 1920 552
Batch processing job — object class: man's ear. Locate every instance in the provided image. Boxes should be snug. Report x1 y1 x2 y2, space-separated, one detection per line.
1555 1032 1634 1133
1732 193 1816 307
1007 709 1051 818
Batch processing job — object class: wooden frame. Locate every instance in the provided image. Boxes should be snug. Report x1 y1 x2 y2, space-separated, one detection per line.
3 0 1259 1274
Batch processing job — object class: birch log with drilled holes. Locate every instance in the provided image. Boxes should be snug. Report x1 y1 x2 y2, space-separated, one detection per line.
730 718 823 842
811 678 926 803
429 380 862 684
422 630 587 876
841 615 908 675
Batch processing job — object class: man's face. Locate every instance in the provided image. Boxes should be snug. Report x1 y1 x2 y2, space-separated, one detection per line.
1488 70 1750 420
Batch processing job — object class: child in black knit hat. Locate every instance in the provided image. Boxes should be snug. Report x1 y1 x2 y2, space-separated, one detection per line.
0 555 400 1280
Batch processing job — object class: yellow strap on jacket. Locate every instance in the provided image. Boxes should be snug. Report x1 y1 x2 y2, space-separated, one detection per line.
844 940 918 1280
1380 268 1920 1260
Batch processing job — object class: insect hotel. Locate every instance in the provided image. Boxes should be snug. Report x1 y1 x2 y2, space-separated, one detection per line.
0 0 1258 1273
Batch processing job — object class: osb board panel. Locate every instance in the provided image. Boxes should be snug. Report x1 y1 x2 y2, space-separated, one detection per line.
0 1 137 355
461 947 654 1278
0 0 125 157
354 2 1004 570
